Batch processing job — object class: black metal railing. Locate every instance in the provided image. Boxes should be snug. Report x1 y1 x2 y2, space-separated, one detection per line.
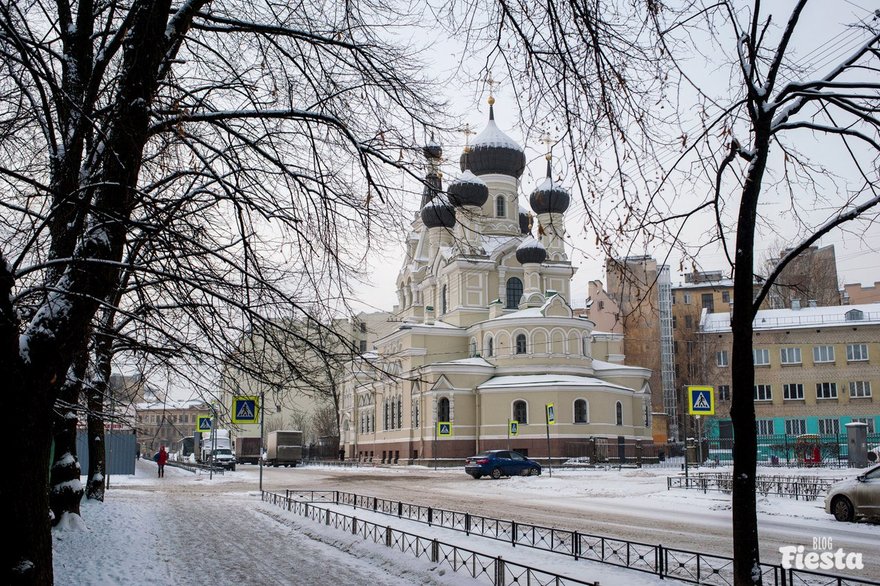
262 491 600 586
667 472 843 501
273 489 880 586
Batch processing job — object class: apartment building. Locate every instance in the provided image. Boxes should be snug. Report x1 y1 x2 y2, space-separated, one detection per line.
699 303 880 440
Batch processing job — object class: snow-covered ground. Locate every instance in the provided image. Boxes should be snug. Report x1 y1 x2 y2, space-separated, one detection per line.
52 460 880 585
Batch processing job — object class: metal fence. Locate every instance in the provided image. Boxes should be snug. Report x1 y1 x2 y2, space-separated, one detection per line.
261 491 600 586
272 489 880 586
75 431 136 475
703 433 880 468
667 472 843 501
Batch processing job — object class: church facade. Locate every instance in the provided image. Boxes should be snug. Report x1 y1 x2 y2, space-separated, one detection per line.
339 100 654 464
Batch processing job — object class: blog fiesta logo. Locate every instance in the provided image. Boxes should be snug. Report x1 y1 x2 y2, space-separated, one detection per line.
779 537 864 571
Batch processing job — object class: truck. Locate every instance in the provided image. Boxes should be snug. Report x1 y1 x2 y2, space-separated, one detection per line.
235 436 262 465
266 430 303 467
200 429 236 470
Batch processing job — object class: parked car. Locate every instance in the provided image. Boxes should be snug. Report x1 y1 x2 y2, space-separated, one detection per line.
464 450 541 479
824 463 880 522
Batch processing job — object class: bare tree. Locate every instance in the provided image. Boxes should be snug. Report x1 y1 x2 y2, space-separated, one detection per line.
0 0 446 581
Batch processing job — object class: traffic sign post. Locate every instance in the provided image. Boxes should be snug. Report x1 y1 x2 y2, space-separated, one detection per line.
232 395 259 424
507 419 518 450
687 386 715 415
544 404 554 478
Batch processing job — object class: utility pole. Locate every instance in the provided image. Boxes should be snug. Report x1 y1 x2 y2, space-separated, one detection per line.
259 390 264 492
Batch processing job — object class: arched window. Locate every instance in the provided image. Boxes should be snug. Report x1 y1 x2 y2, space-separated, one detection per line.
515 333 527 354
438 397 450 422
513 400 528 424
384 401 390 430
486 336 494 357
469 338 477 357
496 195 506 217
615 401 623 426
583 336 590 357
574 399 588 423
506 277 523 309
441 284 448 314
397 396 403 428
390 400 396 430
413 403 419 427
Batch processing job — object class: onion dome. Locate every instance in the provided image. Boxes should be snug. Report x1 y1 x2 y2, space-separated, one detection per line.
447 170 489 208
421 195 456 228
518 206 531 235
529 160 570 214
516 236 547 265
420 172 442 208
459 98 526 178
423 140 442 161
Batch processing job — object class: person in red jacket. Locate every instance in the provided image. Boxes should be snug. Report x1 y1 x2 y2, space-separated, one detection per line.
157 445 169 478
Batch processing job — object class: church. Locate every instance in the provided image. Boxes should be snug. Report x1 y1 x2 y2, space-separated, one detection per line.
339 98 654 464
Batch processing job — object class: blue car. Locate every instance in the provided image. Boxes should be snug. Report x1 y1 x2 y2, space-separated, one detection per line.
465 450 542 479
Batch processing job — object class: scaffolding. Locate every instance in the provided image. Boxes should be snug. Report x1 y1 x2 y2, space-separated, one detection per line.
658 266 678 441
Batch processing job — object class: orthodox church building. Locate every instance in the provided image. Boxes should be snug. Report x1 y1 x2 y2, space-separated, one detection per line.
339 99 654 464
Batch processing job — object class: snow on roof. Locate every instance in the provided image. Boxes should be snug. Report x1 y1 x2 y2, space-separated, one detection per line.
534 176 566 193
450 169 486 185
432 357 493 367
490 296 560 321
482 235 518 256
673 279 734 289
702 302 880 332
471 119 522 151
478 374 631 391
591 358 647 372
516 236 545 251
136 399 206 411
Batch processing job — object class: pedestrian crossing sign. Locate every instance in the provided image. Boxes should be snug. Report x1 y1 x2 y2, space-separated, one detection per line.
545 403 556 425
688 386 715 415
197 415 213 432
509 420 519 436
437 422 452 437
231 396 259 424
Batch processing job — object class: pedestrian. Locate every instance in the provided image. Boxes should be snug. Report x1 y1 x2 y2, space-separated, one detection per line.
157 445 168 478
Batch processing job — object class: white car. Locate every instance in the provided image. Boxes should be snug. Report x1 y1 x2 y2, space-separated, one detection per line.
825 464 880 522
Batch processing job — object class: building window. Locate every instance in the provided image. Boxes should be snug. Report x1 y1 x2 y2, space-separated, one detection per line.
849 381 872 398
438 397 450 422
818 418 840 435
845 309 864 321
360 322 367 333
754 385 772 401
683 293 692 304
615 401 623 425
785 419 807 435
582 336 589 357
813 345 834 363
441 285 448 314
816 382 838 399
506 277 523 309
469 338 477 357
780 347 802 365
783 383 804 400
685 315 693 329
397 397 403 429
486 336 494 357
846 343 868 362
672 316 677 329
753 348 770 366
701 293 715 312
851 417 876 433
384 401 390 430
359 340 367 353
515 334 527 354
513 400 528 424
722 291 730 303
718 385 730 401
716 350 729 367
574 399 588 423
757 420 775 435
414 404 420 427
495 195 505 217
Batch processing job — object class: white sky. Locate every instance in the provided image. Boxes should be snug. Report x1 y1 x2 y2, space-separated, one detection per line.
350 0 880 313
52 460 880 584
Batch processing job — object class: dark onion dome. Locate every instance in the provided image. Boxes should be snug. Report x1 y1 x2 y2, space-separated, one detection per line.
420 171 442 208
529 161 570 214
421 195 456 228
515 236 547 265
518 206 531 235
447 170 489 207
423 140 442 161
458 101 526 178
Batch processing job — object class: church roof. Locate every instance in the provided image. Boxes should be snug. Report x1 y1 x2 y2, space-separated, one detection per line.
431 357 493 367
478 374 632 391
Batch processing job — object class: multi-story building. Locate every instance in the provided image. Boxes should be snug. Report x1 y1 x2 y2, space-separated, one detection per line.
766 244 840 308
699 303 880 441
605 256 674 441
843 281 880 305
338 99 654 464
134 400 209 454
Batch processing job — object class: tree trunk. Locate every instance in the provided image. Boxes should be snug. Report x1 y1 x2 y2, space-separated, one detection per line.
50 350 89 523
730 123 771 585
87 329 114 501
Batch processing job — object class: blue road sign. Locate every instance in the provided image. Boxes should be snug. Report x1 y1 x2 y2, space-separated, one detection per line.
232 396 259 424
